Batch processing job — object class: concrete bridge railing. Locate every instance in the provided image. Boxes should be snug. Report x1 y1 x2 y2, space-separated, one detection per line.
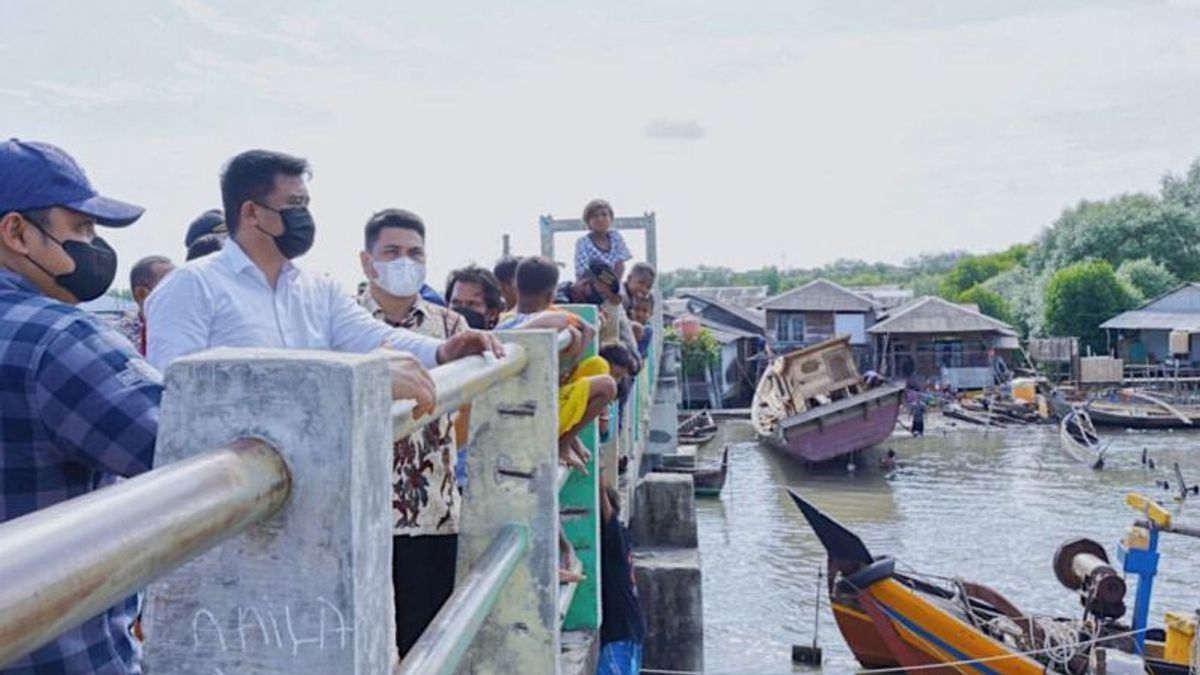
0 308 661 674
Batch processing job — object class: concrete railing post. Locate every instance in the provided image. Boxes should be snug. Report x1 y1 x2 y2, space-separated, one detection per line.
456 330 561 673
142 348 395 674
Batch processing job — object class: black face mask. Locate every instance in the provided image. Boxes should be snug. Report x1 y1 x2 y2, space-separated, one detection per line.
25 226 118 302
452 305 490 330
255 203 316 259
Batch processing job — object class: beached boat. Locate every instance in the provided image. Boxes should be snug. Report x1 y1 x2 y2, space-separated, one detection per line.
661 447 728 497
751 336 903 463
788 488 1197 674
1060 408 1105 469
1087 390 1198 429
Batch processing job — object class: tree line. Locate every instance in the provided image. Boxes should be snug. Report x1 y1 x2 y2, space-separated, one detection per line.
661 157 1200 353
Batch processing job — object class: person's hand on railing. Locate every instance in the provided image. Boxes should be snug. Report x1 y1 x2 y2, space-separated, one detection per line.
436 329 505 364
381 351 437 418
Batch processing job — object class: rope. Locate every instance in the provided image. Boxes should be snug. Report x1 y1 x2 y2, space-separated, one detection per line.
856 625 1149 674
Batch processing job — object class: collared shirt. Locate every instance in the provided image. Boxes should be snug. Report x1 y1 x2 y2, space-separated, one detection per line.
357 285 467 340
0 269 161 674
145 241 442 372
357 284 466 537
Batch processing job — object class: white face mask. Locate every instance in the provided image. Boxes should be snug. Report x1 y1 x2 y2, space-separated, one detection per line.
372 257 426 298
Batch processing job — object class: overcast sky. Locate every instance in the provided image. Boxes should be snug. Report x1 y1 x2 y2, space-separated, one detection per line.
5 0 1200 291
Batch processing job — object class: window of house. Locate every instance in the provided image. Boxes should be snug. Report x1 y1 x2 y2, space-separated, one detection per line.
777 314 805 342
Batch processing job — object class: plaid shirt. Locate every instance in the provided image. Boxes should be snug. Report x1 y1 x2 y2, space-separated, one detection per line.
0 270 161 674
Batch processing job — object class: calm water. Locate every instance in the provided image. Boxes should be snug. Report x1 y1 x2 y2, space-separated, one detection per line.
694 419 1200 674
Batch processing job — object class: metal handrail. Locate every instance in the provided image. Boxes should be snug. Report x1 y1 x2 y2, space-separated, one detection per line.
396 524 530 675
392 329 574 440
0 438 290 665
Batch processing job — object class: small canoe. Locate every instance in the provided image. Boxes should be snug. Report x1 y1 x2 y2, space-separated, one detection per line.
1060 409 1105 469
677 429 718 445
661 447 728 497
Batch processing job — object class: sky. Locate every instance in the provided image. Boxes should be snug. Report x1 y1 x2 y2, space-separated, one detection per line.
5 0 1200 291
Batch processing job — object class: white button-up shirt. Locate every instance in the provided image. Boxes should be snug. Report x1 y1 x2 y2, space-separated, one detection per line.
145 240 442 371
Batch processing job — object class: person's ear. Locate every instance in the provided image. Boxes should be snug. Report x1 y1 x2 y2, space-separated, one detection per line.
132 286 149 306
360 250 376 279
0 212 34 255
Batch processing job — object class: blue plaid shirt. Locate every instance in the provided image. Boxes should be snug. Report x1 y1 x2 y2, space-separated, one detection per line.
0 270 161 674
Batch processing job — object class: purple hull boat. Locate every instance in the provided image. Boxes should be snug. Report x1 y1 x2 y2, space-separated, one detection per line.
752 336 902 463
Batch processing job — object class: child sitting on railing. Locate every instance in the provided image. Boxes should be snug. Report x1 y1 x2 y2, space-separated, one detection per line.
495 256 617 475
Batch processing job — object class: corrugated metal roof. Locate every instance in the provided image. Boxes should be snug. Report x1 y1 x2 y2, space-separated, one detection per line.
867 296 1017 335
673 286 768 308
1099 310 1200 332
759 279 880 312
676 291 765 332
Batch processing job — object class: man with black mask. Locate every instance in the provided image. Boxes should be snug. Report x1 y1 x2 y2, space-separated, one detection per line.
0 139 160 674
146 150 501 400
445 264 505 329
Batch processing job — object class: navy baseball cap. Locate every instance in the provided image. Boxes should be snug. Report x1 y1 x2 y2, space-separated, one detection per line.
185 208 227 247
0 139 144 227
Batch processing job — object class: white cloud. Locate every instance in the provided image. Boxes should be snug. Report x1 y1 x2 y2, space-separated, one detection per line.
644 119 707 140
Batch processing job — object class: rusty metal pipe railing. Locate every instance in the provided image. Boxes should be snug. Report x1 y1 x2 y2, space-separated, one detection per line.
392 329 573 440
0 438 290 666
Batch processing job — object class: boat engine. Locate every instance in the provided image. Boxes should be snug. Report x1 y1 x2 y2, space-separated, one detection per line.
1053 538 1127 619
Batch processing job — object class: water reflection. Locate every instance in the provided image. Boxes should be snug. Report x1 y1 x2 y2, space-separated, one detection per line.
695 421 1200 674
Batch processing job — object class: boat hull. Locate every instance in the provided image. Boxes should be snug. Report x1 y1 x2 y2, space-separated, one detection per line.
764 386 903 463
1086 406 1197 429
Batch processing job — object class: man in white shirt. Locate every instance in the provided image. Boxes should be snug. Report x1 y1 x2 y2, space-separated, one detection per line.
146 149 500 412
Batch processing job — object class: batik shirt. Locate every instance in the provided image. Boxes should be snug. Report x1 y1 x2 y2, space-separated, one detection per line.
358 286 467 536
0 270 161 674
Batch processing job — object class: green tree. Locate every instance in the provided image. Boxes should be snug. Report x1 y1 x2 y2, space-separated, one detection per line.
983 266 1050 338
1043 260 1136 352
1031 194 1200 279
956 284 1013 325
675 327 721 377
939 244 1035 299
1116 257 1179 302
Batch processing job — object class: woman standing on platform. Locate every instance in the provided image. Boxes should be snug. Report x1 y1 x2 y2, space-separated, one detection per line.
574 199 632 281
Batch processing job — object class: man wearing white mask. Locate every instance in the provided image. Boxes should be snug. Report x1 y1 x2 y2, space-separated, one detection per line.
356 207 469 657
358 208 466 340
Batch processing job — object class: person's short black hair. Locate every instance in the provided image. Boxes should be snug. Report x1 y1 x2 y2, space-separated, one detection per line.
493 255 522 284
583 198 613 223
130 255 172 291
445 264 505 312
220 150 309 234
600 343 637 374
364 208 425 252
629 261 656 281
515 256 560 297
186 234 225 261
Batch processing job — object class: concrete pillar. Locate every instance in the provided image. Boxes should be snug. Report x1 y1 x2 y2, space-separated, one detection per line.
631 473 698 549
635 548 704 673
456 330 562 673
142 348 395 674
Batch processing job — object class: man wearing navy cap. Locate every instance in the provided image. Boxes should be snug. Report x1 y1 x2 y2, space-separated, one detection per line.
0 139 159 673
183 208 226 261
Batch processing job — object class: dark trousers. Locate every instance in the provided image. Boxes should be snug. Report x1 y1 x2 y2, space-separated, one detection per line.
394 534 458 657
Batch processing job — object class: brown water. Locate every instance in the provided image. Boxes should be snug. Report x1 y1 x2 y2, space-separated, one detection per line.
695 419 1200 674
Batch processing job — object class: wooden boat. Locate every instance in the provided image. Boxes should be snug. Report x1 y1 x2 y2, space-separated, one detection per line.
660 447 728 497
1060 408 1105 469
1087 390 1197 429
752 336 903 463
788 488 1194 674
678 410 717 435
